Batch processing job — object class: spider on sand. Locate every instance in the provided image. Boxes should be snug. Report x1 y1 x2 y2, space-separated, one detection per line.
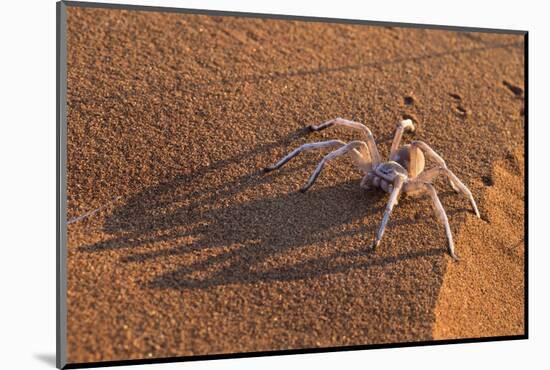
263 118 481 260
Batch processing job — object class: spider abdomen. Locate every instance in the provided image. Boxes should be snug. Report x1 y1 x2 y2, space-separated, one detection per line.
391 145 426 177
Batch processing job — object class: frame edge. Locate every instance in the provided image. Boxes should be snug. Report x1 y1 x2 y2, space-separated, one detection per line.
57 1 68 369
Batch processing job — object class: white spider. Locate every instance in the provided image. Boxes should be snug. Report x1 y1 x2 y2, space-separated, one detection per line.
263 118 481 260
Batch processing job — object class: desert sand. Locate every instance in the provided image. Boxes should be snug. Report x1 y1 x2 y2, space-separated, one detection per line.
65 6 525 364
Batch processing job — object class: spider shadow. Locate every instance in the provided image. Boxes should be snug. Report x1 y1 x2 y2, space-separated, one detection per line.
82 175 406 290
82 177 445 289
79 127 456 290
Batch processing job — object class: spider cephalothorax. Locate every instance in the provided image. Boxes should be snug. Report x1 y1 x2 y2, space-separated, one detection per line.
263 118 480 260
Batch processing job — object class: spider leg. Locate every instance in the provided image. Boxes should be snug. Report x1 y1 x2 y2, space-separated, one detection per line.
300 140 369 192
263 140 346 172
308 118 382 166
421 182 459 260
410 140 462 193
413 166 480 218
389 119 415 160
370 176 405 249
